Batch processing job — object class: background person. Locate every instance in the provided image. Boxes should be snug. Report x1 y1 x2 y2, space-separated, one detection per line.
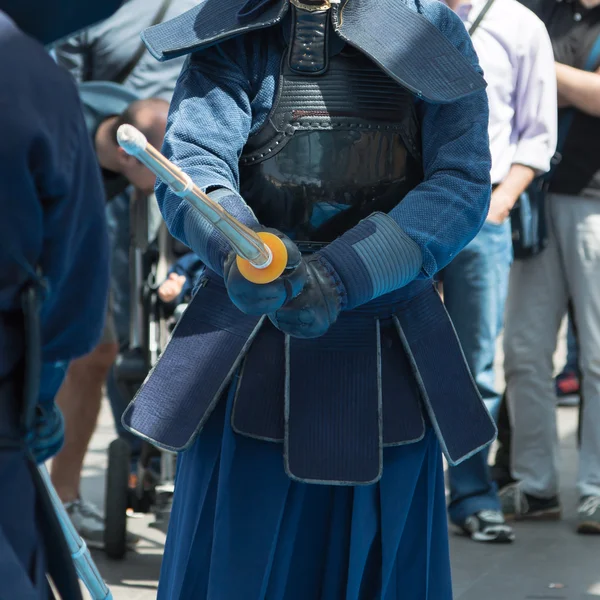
0 1 120 596
443 0 557 544
500 0 600 534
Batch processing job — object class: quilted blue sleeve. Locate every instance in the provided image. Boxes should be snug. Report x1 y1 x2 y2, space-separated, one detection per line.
320 3 491 309
155 39 279 275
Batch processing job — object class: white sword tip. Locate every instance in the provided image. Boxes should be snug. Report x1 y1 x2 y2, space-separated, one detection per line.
117 124 148 156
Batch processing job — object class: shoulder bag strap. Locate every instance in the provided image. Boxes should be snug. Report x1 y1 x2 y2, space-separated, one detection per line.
112 0 174 85
468 0 496 36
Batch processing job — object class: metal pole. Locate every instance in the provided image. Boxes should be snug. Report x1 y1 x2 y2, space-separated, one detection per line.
116 124 272 269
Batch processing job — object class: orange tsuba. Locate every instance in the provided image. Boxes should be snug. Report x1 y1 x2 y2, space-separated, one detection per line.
236 231 288 284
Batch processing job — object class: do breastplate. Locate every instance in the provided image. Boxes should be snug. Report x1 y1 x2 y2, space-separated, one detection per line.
239 4 423 243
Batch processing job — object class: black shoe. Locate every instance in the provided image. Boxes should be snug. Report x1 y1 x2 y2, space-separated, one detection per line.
456 510 515 543
499 484 561 521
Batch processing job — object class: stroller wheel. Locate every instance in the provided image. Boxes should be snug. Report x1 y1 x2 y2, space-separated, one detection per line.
104 438 131 560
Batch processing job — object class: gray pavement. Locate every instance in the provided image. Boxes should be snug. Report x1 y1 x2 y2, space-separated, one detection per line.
77 328 598 600
451 406 600 600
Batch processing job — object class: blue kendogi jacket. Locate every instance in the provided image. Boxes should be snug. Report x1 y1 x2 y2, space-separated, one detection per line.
124 0 497 485
0 12 109 409
156 0 491 284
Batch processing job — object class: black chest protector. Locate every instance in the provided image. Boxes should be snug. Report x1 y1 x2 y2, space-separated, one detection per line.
239 3 423 243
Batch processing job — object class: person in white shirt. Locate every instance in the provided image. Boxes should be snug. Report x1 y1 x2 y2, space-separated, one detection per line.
442 0 557 543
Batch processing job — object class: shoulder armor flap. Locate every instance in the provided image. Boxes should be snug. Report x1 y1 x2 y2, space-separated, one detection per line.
334 0 486 103
142 0 289 61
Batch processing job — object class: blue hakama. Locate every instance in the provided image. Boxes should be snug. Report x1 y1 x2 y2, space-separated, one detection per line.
158 385 452 600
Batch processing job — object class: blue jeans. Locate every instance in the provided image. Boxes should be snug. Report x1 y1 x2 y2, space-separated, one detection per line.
443 220 513 524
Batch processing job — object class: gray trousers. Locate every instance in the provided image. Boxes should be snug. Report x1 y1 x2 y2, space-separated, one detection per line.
504 193 600 499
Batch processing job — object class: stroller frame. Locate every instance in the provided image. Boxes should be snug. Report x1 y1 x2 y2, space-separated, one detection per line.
104 189 177 560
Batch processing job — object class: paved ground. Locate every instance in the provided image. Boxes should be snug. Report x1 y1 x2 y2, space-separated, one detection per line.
77 327 600 600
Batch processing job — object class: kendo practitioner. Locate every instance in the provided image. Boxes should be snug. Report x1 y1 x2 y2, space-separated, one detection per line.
122 0 497 597
0 1 119 597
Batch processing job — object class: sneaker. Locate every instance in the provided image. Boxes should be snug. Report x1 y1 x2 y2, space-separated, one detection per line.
65 499 139 550
499 483 561 521
456 510 515 543
577 496 600 534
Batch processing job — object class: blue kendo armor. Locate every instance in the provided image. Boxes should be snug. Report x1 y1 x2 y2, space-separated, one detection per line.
238 37 424 242
122 0 497 485
141 0 486 103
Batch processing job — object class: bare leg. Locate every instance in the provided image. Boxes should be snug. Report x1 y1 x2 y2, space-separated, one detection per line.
51 341 119 502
